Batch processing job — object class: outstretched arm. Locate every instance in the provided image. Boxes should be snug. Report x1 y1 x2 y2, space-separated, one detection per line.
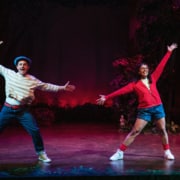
36 79 76 92
96 83 134 105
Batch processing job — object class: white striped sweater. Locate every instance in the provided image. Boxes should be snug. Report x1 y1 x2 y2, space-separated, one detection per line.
0 65 65 105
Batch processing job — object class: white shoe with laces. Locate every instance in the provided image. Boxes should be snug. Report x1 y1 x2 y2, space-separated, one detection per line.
110 149 124 161
164 149 175 160
38 152 52 163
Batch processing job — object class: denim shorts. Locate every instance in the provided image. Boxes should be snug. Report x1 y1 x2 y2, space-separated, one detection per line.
137 104 165 122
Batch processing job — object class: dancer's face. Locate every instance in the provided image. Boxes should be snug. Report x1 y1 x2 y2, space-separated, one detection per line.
138 64 149 79
16 60 30 76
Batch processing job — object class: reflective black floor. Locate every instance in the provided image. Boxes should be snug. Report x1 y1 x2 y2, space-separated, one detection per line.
0 122 180 179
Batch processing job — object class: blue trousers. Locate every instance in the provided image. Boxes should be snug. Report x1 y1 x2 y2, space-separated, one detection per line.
0 105 45 154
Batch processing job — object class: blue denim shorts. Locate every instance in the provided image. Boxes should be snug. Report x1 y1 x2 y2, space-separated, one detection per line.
137 104 165 122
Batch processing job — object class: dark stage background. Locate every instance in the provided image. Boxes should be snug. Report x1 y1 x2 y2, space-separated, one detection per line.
0 0 131 106
0 0 180 125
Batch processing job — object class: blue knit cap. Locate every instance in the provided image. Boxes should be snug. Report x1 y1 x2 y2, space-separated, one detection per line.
14 56 32 66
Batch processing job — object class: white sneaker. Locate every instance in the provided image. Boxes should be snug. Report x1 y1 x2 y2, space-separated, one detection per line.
164 149 175 160
110 149 124 161
38 152 52 163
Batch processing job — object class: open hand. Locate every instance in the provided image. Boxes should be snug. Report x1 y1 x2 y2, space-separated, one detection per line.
96 94 106 105
167 43 178 52
64 81 76 92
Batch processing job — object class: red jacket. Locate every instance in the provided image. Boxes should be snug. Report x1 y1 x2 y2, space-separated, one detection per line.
105 51 172 109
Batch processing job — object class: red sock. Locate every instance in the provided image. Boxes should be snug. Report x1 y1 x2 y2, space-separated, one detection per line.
163 144 170 150
119 144 127 151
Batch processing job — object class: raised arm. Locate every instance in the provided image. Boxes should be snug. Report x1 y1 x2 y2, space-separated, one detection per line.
152 43 178 81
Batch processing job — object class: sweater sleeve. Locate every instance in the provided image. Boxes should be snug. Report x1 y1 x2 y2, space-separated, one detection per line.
105 82 134 100
151 51 172 81
35 79 65 92
0 65 12 76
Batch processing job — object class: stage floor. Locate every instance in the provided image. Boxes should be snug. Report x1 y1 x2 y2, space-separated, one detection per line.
0 121 180 179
